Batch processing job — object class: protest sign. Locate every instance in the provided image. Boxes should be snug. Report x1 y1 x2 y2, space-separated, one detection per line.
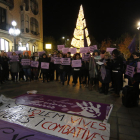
41 62 49 69
106 48 116 54
6 52 12 57
57 45 65 51
125 65 135 77
137 62 140 73
89 45 97 52
69 48 77 54
31 61 39 68
62 48 69 54
61 58 71 65
21 59 30 65
54 57 62 64
51 57 54 62
15 51 23 55
38 51 46 57
0 104 110 140
82 54 91 61
80 47 90 53
9 56 19 62
23 51 31 56
16 94 113 121
0 120 64 140
72 60 82 67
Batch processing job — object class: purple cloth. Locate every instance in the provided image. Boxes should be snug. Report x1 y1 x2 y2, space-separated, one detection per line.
0 120 65 140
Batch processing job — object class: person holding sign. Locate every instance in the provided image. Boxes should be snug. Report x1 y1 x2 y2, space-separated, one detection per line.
72 53 82 87
99 52 111 95
40 54 50 83
22 52 31 82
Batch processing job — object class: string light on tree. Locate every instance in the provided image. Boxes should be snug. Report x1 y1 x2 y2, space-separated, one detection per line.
71 5 91 49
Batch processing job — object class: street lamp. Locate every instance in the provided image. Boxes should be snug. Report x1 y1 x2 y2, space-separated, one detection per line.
62 36 69 47
137 22 140 52
9 20 20 51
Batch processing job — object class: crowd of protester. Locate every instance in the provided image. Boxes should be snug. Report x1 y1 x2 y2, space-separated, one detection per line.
0 49 140 100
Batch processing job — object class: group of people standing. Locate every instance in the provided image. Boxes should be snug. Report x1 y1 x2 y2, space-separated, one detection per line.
0 49 140 100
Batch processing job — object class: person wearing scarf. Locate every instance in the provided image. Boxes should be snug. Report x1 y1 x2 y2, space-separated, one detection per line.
99 52 111 95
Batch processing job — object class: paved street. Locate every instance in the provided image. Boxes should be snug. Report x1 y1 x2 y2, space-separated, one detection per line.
0 79 140 140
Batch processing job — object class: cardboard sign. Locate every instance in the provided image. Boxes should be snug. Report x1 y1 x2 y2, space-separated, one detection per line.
23 51 31 56
89 45 97 52
137 62 140 73
69 48 77 54
31 61 39 68
62 48 69 54
0 104 110 140
16 94 113 121
80 47 90 54
72 60 82 67
10 56 19 62
82 54 91 61
38 51 46 57
21 59 30 65
125 65 135 77
61 58 71 65
41 62 49 69
57 45 65 51
54 57 62 64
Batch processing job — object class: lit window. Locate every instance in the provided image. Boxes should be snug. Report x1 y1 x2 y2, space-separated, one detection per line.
0 38 9 52
1 38 4 50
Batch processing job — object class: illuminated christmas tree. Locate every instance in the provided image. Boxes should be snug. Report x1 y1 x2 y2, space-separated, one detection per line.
71 5 91 49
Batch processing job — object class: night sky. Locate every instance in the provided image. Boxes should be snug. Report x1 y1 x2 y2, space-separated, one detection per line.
43 0 140 43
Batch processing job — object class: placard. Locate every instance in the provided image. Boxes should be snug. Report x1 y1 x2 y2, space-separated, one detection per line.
41 62 49 69
69 48 77 54
0 104 110 140
80 47 90 54
72 60 82 67
125 65 135 77
89 45 97 52
9 56 19 62
21 59 30 65
57 45 65 51
38 51 46 57
62 48 69 54
82 54 91 61
54 57 62 64
31 61 39 68
15 51 23 55
61 58 70 65
137 62 140 73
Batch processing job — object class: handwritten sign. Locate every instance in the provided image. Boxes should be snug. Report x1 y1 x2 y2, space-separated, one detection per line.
89 45 97 52
72 60 82 67
82 54 91 61
80 47 90 54
57 45 65 51
21 59 30 65
0 104 110 140
31 61 39 68
41 62 49 69
10 56 19 62
62 48 69 54
54 57 62 64
61 58 70 65
69 48 77 54
125 65 135 77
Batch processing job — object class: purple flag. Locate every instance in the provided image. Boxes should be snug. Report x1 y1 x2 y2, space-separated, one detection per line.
128 38 136 53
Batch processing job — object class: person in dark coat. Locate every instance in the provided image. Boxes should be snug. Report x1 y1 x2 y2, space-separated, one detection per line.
99 52 111 95
111 49 123 97
40 54 50 83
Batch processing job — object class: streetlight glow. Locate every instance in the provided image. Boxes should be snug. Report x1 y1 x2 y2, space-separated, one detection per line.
12 21 17 27
62 37 65 39
46 44 52 49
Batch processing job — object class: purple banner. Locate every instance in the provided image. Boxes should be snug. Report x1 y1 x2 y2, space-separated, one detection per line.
0 120 65 140
21 59 30 65
54 57 62 64
41 62 49 69
10 56 19 62
15 51 23 55
31 61 39 68
16 94 113 121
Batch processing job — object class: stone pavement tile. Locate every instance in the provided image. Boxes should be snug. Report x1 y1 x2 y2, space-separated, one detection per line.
132 120 140 128
119 126 137 137
128 107 140 115
134 127 140 137
110 111 117 117
118 118 133 126
119 134 137 140
117 112 131 119
110 130 118 139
